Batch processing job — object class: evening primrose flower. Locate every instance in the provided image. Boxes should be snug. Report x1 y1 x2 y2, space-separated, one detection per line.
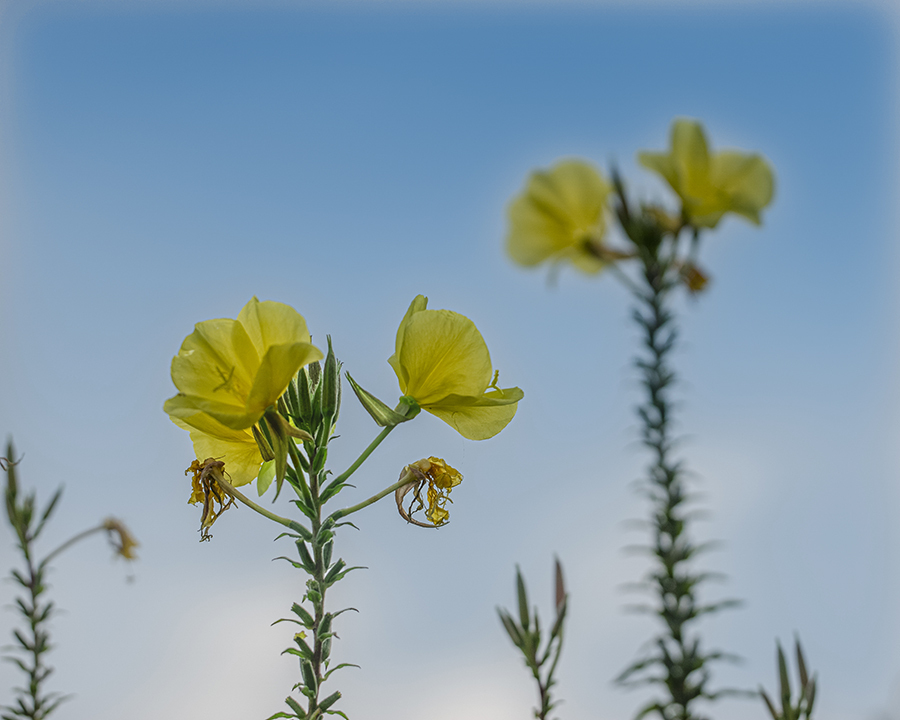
388 296 523 441
164 297 323 432
507 159 626 274
395 457 463 527
638 118 775 229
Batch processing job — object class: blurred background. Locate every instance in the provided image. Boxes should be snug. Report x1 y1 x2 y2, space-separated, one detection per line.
0 0 897 718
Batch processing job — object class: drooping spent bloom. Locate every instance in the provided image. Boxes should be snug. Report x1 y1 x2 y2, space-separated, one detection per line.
506 159 626 274
164 297 323 432
395 457 463 527
186 458 234 541
172 414 264 490
638 118 775 229
102 517 139 560
389 296 523 440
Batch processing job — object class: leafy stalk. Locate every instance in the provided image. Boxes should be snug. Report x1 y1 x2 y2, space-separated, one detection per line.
759 639 817 720
614 195 739 720
498 560 568 720
266 347 363 720
2 443 136 720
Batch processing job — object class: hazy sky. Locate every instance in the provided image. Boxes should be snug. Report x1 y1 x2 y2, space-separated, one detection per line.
0 1 897 719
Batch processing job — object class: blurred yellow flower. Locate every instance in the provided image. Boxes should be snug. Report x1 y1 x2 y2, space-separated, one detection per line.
395 457 463 527
389 296 523 441
638 118 775 229
506 159 620 274
164 297 323 431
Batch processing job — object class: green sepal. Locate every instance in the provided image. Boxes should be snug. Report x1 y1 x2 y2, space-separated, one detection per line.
345 373 411 427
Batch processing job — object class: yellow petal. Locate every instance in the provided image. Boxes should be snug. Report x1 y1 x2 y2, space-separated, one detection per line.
246 342 324 415
394 309 493 404
709 151 775 224
426 387 523 441
171 415 263 488
388 295 428 393
237 297 313 355
169 319 259 405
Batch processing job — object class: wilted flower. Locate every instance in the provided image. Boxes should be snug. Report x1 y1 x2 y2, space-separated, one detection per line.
186 458 235 541
164 297 323 432
638 118 775 229
389 296 523 440
507 159 626 274
395 457 463 527
102 517 139 560
173 415 264 489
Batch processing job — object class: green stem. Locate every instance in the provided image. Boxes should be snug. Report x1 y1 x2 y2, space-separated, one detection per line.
43 525 106 566
330 473 414 521
215 476 306 534
332 425 394 486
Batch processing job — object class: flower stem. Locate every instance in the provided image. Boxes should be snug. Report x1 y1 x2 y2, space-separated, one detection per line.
330 473 413 521
332 425 395 487
215 475 307 535
43 524 106 565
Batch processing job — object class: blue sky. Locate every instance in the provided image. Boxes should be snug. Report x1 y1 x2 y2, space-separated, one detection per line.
0 1 897 719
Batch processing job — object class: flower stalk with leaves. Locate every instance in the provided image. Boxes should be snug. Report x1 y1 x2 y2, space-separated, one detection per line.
505 117 775 720
498 561 568 720
2 442 137 720
164 296 521 719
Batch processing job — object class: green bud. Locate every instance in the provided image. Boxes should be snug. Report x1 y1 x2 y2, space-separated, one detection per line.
321 336 342 428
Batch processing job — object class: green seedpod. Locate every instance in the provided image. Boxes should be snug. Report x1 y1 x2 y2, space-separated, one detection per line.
284 696 307 717
296 542 317 574
317 614 333 638
305 588 322 605
323 559 346 585
311 447 328 475
321 637 332 661
291 603 315 627
322 541 334 569
318 691 341 712
296 370 314 424
300 660 318 696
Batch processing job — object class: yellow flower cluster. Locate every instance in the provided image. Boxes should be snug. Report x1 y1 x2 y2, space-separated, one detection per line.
506 118 775 274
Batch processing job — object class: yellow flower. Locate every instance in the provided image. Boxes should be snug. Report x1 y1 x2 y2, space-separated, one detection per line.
388 296 523 440
395 457 463 527
506 159 621 274
638 118 775 229
164 297 323 432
